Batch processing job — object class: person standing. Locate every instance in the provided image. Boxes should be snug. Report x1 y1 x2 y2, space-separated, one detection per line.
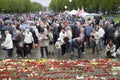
98 25 105 50
59 28 67 56
65 27 72 53
48 29 54 54
107 23 116 43
85 23 93 47
53 23 59 44
23 28 34 57
38 28 49 58
1 30 13 58
90 29 100 54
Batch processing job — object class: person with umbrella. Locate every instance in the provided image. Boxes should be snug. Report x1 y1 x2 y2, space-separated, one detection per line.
20 22 31 30
5 20 13 24
1 23 13 38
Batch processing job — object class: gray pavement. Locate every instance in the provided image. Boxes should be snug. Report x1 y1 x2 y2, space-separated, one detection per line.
0 40 120 60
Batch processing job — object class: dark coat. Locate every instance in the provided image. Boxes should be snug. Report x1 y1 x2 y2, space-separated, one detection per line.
107 26 116 37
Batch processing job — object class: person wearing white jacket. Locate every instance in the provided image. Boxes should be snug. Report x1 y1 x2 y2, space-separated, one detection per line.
23 28 34 57
23 29 34 44
106 41 116 58
59 29 67 55
65 28 72 53
1 30 13 58
98 25 105 50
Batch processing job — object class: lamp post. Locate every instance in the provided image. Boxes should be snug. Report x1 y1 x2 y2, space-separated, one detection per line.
69 0 72 3
64 5 68 10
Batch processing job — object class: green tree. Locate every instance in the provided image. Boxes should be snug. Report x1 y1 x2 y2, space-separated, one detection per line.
49 0 120 16
0 0 43 13
30 2 43 12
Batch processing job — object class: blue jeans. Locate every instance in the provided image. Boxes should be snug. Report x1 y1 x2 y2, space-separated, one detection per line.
66 42 70 52
70 44 82 58
86 35 91 47
56 49 61 57
77 47 82 58
99 37 103 50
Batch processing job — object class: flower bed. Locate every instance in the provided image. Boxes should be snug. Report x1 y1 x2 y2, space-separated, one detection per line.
0 59 120 80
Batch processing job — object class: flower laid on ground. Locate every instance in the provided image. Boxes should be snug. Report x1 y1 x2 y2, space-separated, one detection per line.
0 59 120 79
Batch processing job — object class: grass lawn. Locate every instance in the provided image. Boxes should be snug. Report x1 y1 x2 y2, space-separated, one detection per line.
114 15 120 22
103 14 120 22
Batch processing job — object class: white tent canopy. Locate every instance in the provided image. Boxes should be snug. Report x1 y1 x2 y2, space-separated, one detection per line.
68 10 78 15
85 13 102 16
68 8 102 17
76 8 90 17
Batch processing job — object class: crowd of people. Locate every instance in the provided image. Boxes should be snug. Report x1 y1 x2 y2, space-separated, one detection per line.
0 12 120 59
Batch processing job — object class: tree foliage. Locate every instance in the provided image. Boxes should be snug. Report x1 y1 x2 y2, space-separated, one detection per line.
49 0 120 14
30 2 43 12
0 0 43 13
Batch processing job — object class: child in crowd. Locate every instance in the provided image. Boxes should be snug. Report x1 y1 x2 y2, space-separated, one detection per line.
55 38 62 58
16 43 31 58
91 36 96 54
16 42 24 58
24 44 31 58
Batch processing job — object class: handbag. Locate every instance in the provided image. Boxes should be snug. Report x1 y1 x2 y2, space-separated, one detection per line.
34 43 39 48
1 46 7 50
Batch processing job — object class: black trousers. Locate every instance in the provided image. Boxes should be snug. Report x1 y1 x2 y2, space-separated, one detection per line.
24 43 32 57
53 34 58 44
103 34 108 45
40 46 48 58
61 44 66 55
107 51 112 58
7 48 13 58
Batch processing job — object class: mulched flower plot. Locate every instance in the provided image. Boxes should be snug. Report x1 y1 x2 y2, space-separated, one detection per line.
0 59 120 80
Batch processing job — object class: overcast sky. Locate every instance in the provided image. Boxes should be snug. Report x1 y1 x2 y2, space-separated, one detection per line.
31 0 51 7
